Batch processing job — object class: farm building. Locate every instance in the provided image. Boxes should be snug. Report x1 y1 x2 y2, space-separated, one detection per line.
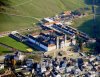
9 30 76 51
9 18 90 51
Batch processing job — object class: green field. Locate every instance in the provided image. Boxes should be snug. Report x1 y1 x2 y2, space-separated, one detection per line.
0 0 88 32
72 15 100 38
0 46 12 54
0 0 100 53
0 36 31 51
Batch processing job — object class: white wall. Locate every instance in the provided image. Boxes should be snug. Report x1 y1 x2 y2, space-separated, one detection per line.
65 40 76 46
61 41 65 48
28 38 35 43
28 37 76 51
40 44 56 51
40 44 48 51
72 40 76 45
0 64 4 70
28 37 57 51
65 42 71 46
48 45 56 51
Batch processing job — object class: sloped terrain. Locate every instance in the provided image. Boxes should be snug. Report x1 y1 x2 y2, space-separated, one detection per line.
0 0 88 32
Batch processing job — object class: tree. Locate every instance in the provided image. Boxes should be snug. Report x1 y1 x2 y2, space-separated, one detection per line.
75 35 84 52
0 0 10 11
72 10 81 15
78 38 83 52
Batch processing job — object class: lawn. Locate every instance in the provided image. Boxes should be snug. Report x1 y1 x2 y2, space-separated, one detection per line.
0 0 89 32
0 36 31 51
0 46 12 54
72 15 93 36
60 0 87 10
72 15 100 38
0 14 38 32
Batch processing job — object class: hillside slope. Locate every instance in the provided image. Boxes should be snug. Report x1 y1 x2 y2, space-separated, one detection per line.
0 0 88 32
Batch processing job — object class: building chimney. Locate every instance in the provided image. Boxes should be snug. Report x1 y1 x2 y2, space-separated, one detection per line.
56 37 59 49
64 35 67 46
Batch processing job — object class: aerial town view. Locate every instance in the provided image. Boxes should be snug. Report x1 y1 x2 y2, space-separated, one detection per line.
0 0 100 77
